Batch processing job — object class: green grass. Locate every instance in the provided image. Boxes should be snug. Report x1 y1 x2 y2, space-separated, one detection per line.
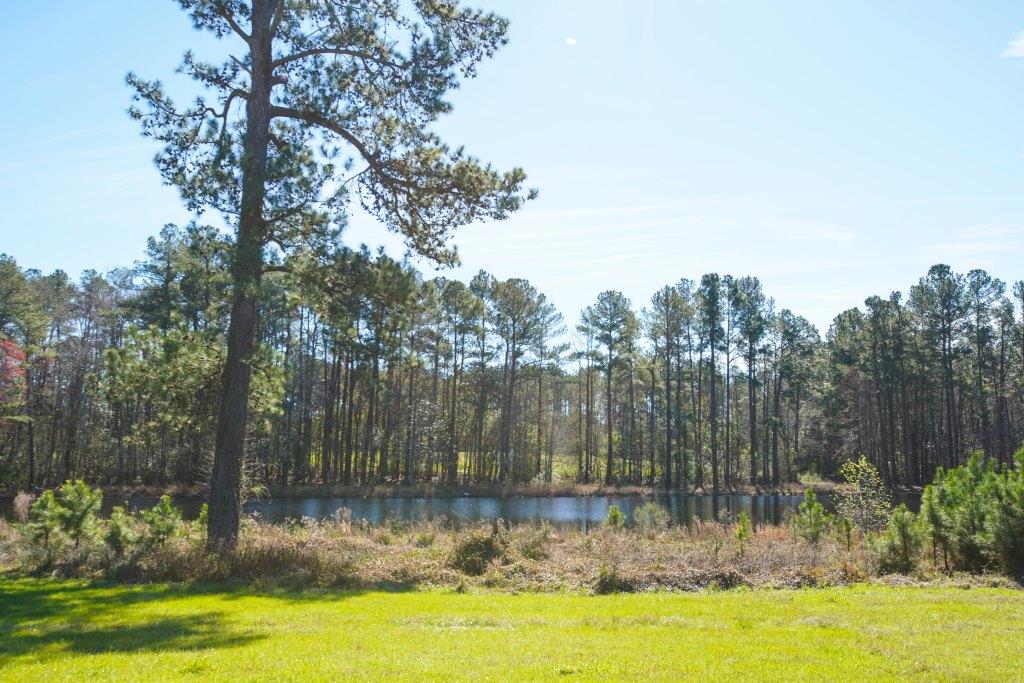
1 579 1022 680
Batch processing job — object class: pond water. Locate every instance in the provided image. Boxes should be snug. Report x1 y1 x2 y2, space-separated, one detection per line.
88 491 920 528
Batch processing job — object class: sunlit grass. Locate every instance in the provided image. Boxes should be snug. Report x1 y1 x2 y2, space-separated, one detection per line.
1 579 1022 680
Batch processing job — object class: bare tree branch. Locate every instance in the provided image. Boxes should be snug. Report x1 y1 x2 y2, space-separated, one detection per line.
219 6 250 43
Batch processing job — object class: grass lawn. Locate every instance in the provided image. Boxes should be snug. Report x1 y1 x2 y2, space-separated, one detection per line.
1 579 1021 681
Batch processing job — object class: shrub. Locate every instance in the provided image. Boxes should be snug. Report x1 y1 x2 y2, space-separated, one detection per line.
450 529 506 575
790 489 830 544
193 503 209 538
734 511 753 555
141 495 182 547
832 515 854 550
603 505 626 530
920 453 994 571
515 522 551 560
413 531 436 547
104 506 138 558
835 456 891 531
633 502 670 532
919 483 949 566
593 563 631 594
986 452 1024 578
26 490 62 549
54 480 103 550
22 481 103 560
371 528 394 545
877 504 924 574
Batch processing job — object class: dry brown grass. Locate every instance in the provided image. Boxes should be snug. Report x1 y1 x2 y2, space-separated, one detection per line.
10 492 34 522
1 511 1013 592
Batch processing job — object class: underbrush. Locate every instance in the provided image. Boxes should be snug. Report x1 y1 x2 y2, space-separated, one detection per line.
3 456 1022 593
0 501 1014 594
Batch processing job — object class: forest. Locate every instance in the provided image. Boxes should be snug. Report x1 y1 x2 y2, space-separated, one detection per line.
1 244 1022 494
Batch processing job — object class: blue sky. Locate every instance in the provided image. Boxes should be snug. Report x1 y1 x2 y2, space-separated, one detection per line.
3 1 1024 332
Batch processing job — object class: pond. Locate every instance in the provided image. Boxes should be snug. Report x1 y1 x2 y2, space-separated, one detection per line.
92 491 921 528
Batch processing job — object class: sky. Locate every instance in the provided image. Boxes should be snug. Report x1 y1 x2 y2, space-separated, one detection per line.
3 1 1024 333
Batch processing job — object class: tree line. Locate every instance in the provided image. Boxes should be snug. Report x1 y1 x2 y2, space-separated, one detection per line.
2 244 1021 493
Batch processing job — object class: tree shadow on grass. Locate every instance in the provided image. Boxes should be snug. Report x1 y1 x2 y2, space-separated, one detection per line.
0 575 417 666
0 579 263 664
1 613 260 659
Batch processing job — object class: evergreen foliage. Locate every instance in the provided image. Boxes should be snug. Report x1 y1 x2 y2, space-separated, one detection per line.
790 489 830 544
603 505 627 530
0 249 1022 495
876 504 925 574
633 502 670 531
917 448 1024 577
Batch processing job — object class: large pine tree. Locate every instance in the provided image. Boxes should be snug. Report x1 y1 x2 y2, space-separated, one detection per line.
129 0 534 548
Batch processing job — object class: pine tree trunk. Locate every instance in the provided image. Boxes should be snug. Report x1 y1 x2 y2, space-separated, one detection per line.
208 0 274 551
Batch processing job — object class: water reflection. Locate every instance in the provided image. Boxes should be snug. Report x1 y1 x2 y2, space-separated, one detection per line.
91 491 920 528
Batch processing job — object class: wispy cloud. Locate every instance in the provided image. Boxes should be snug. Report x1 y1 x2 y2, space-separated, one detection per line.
961 224 1024 238
918 224 1024 262
1003 31 1024 58
523 202 691 220
776 221 854 243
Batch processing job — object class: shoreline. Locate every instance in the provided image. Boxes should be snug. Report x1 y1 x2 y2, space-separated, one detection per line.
2 480 856 502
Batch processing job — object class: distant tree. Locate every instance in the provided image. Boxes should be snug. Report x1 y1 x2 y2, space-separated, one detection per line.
489 278 546 481
909 265 967 469
697 274 724 492
438 278 483 483
530 298 567 483
964 269 1003 458
0 255 38 340
580 291 635 484
732 277 766 484
647 285 685 488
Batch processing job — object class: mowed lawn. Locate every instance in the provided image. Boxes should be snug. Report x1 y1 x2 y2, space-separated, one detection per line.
1 579 1022 681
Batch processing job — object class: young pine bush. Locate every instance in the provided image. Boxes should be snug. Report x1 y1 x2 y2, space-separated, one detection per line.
986 453 1024 579
104 506 138 558
141 495 182 547
603 505 626 530
790 489 830 544
26 490 62 550
734 511 753 556
922 453 994 571
832 515 855 550
192 503 208 539
55 480 103 550
877 504 925 574
633 502 670 532
919 483 949 567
